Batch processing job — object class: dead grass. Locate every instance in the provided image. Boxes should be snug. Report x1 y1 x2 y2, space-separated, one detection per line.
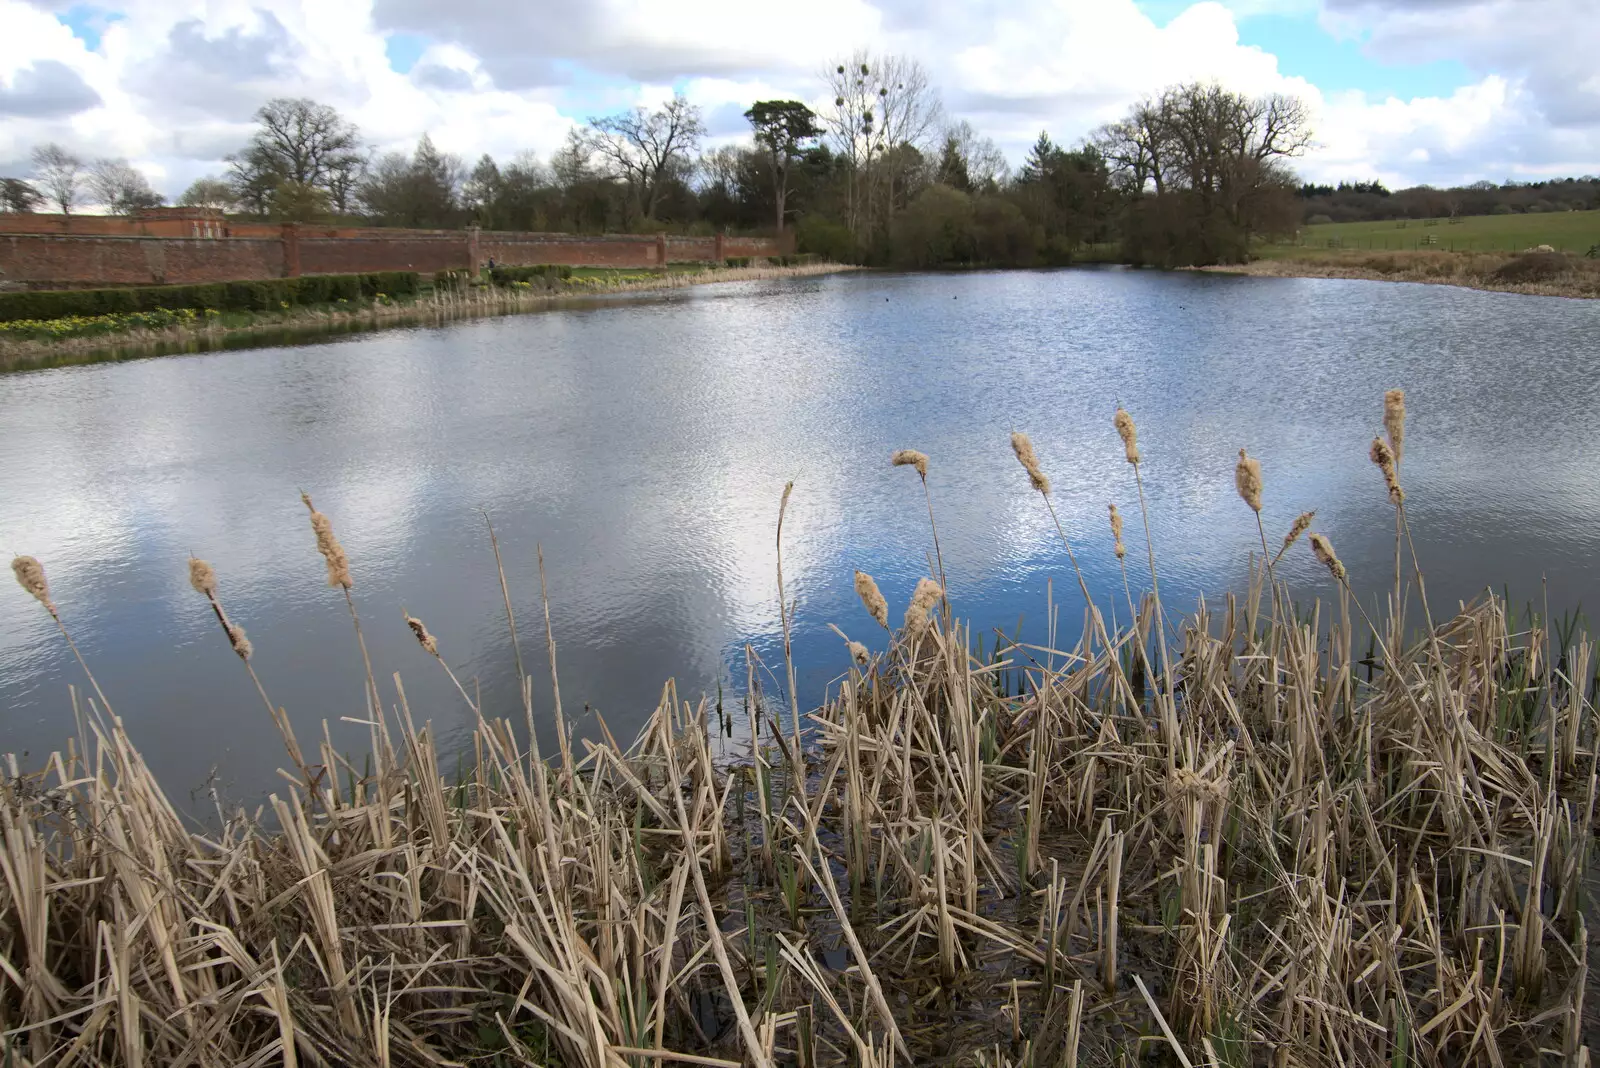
1213 248 1600 298
2 391 1597 1067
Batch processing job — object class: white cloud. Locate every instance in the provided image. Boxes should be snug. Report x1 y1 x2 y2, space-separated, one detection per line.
4 0 1598 196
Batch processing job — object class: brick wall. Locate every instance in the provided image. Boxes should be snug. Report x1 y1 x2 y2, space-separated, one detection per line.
0 234 283 288
480 232 662 268
0 221 785 289
299 234 469 276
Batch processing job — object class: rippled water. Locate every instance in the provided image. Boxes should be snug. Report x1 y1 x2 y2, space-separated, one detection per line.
3 268 1598 803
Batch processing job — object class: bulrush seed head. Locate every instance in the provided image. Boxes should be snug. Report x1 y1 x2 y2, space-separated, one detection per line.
406 614 439 657
225 621 252 661
1010 432 1051 495
1235 449 1263 513
188 557 217 597
1281 511 1315 556
11 555 57 617
1309 532 1347 583
903 577 944 637
1108 503 1126 559
1370 437 1405 505
301 493 353 589
848 641 869 666
890 449 929 479
1114 408 1141 465
1384 389 1406 464
854 570 889 629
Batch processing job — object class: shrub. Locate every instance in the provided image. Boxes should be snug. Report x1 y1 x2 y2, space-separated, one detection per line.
723 257 752 268
1491 251 1571 283
1306 213 1334 225
794 215 858 263
0 271 420 323
486 265 567 287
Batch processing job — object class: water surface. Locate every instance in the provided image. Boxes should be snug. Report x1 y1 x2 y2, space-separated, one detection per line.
3 268 1597 803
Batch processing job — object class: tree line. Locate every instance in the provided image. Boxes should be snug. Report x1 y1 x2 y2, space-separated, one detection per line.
23 52 1581 266
1298 177 1600 225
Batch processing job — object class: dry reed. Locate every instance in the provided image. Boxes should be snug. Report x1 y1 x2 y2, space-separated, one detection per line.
1384 388 1406 464
889 449 928 479
10 555 56 618
1370 436 1405 504
1234 448 1262 512
1009 432 1050 494
854 569 889 629
3 392 1595 1068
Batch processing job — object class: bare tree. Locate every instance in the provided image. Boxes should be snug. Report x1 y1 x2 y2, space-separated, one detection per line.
89 158 164 215
939 120 1009 192
1099 82 1311 262
227 98 364 212
820 52 942 239
31 143 84 214
588 94 706 221
0 178 43 213
1094 97 1172 195
178 176 238 212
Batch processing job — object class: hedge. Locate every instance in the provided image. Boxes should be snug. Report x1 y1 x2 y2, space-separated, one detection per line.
487 264 572 286
0 271 420 323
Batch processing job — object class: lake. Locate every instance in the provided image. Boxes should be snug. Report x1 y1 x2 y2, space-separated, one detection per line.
3 267 1598 804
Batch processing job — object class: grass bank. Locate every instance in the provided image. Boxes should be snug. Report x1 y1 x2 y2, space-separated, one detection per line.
1292 209 1600 255
0 262 854 372
4 391 1596 1066
1206 247 1600 298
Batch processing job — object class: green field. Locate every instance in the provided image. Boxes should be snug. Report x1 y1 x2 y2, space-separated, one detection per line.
1280 209 1600 254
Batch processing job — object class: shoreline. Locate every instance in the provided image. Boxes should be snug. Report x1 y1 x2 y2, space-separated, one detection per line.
0 261 856 371
1199 249 1600 299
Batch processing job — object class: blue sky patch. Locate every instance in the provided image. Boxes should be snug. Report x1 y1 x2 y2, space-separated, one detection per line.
384 33 430 75
1239 14 1471 100
55 4 125 52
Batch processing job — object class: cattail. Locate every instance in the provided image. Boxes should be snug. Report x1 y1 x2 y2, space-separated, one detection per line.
848 641 869 666
1280 511 1315 556
224 621 252 661
1309 532 1347 584
301 493 352 589
406 614 439 657
854 570 889 629
1010 432 1050 495
1384 389 1406 465
1108 503 1126 559
1370 437 1405 505
188 557 217 596
1235 449 1263 512
891 449 929 479
1114 408 1141 465
11 555 57 617
903 577 944 637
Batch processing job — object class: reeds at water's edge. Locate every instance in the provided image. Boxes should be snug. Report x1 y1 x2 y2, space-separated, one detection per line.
4 391 1598 1068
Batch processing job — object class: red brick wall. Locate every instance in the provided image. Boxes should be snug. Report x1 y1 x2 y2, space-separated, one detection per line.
479 232 663 268
666 236 718 262
0 235 283 288
298 235 468 275
0 225 786 288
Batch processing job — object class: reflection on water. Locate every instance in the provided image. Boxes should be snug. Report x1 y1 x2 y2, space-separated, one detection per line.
2 267 1598 804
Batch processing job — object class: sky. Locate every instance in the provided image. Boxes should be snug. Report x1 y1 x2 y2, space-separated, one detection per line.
0 0 1597 200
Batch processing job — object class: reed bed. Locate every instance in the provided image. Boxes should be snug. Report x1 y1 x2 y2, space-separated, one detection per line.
0 262 854 370
2 390 1596 1067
